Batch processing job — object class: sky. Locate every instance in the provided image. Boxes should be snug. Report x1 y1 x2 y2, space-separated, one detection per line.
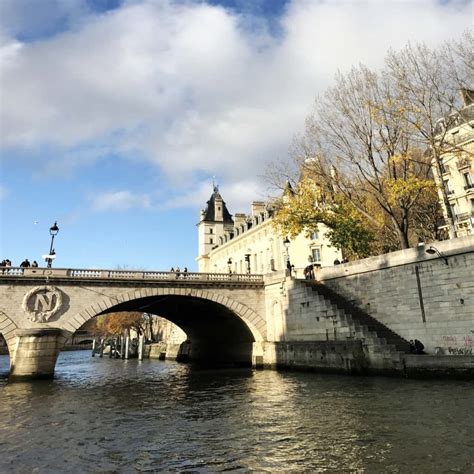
0 0 472 271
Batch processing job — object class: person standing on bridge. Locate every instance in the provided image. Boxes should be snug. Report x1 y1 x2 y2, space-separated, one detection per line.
175 267 181 279
20 259 31 268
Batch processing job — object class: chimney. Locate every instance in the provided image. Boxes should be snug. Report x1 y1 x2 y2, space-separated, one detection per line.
251 201 265 217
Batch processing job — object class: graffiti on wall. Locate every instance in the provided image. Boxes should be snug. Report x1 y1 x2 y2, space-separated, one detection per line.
436 335 474 356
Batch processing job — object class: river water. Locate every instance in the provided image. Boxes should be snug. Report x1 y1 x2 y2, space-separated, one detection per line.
0 351 473 473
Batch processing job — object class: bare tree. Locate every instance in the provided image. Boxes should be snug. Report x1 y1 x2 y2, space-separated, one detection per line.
269 34 471 250
385 34 473 238
300 64 436 249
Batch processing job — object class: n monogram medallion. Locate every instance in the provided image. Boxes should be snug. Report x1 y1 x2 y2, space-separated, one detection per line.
22 286 63 322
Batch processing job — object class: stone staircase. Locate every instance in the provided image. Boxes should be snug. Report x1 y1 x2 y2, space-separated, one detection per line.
303 280 411 372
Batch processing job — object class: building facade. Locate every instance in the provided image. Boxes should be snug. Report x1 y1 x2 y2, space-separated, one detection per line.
432 90 474 237
196 186 342 276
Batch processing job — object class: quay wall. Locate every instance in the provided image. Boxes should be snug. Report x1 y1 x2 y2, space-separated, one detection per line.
260 236 474 377
315 236 474 356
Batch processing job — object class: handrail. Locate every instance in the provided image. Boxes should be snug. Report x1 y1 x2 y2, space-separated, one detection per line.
0 267 264 283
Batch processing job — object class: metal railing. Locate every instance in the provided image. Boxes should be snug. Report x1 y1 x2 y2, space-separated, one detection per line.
0 267 264 283
455 212 472 222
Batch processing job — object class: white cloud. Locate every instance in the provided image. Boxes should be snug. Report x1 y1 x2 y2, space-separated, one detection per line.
1 0 472 202
91 190 152 211
164 178 263 212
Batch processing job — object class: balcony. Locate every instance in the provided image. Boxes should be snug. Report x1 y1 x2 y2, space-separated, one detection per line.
456 212 471 222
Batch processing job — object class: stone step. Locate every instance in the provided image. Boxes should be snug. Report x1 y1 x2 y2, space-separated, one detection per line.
303 280 411 363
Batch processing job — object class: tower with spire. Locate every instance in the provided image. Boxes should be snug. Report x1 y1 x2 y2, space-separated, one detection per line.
197 185 234 271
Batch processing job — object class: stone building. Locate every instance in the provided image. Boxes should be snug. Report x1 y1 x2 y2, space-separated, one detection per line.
432 89 474 237
196 185 342 275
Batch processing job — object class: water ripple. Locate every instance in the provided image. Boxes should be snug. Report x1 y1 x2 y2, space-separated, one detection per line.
1 352 473 472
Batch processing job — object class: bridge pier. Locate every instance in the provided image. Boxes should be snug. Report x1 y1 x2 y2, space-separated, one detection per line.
252 342 264 369
9 328 63 381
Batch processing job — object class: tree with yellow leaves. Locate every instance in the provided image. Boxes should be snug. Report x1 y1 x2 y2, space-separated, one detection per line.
270 39 453 251
90 311 159 341
272 177 375 259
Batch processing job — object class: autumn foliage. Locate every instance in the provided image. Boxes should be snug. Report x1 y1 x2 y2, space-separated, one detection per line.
270 33 472 254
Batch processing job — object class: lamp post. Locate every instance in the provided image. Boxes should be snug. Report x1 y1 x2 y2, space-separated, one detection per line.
425 246 449 265
46 221 59 268
283 237 291 274
227 258 232 274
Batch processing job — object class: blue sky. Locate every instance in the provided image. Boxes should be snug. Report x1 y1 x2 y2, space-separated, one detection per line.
0 0 472 271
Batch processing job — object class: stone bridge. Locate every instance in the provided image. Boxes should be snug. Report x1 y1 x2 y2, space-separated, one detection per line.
0 267 267 379
2 237 472 380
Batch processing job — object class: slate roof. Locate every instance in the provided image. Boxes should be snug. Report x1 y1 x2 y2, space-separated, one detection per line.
202 186 234 224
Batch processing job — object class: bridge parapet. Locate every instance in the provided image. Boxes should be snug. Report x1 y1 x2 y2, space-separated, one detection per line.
0 267 264 285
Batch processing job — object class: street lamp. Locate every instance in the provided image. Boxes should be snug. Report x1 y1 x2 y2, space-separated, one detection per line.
425 246 448 265
283 237 291 274
46 221 59 268
227 258 232 274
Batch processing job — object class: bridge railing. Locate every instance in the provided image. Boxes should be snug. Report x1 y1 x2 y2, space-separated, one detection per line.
0 267 264 283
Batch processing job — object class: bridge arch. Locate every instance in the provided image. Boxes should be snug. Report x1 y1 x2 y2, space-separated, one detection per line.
70 287 266 366
71 288 266 341
0 310 18 350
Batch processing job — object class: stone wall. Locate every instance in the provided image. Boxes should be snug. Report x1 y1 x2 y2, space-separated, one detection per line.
262 341 368 374
316 236 474 356
260 237 474 376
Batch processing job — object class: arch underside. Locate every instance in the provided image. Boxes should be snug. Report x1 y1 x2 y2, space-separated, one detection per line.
0 310 17 352
94 295 261 366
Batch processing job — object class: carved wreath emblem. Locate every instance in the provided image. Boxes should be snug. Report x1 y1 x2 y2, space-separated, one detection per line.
22 286 63 322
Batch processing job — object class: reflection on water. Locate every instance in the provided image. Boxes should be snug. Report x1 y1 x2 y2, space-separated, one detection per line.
0 351 473 472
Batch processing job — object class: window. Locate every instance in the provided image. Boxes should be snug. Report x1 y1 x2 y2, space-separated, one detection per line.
209 228 213 234
450 204 457 218
311 231 319 240
470 199 474 213
463 172 473 188
209 238 213 244
311 248 321 262
440 162 447 174
444 179 454 195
